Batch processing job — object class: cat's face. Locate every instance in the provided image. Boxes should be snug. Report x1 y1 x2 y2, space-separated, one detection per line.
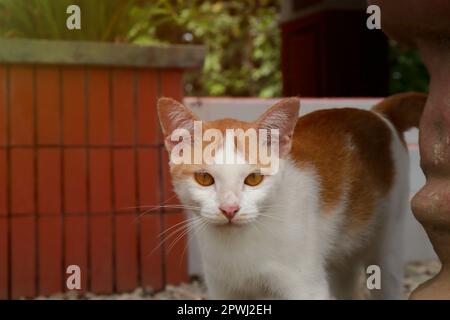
158 98 299 226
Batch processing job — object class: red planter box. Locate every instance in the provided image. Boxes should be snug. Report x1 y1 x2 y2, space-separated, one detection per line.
0 38 204 299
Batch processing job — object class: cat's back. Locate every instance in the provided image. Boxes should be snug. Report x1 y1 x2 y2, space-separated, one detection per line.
289 107 399 226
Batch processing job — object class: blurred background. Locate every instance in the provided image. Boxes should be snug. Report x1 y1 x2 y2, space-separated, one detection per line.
0 0 436 300
0 0 429 97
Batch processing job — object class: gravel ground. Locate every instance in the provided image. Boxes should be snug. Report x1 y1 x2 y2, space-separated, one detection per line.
35 260 440 300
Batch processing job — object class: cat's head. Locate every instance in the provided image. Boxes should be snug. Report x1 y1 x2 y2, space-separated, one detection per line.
157 97 299 226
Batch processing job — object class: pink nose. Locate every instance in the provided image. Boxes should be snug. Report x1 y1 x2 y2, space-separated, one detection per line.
219 205 240 221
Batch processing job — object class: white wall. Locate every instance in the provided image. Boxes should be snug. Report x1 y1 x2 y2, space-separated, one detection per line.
183 97 437 276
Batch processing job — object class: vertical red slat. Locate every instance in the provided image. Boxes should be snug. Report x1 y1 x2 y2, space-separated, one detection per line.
0 150 6 216
140 215 163 291
0 149 6 299
90 150 112 214
88 68 113 293
9 66 36 298
65 216 88 294
160 70 182 206
0 216 7 299
88 68 110 145
39 217 62 295
11 217 35 298
11 150 34 214
114 149 137 291
38 149 62 296
90 215 113 294
138 69 160 145
115 214 138 292
0 67 6 298
64 149 86 214
10 66 33 145
63 68 85 145
160 70 188 285
163 211 188 285
37 67 60 144
38 149 61 215
113 69 134 145
0 66 6 145
139 149 163 291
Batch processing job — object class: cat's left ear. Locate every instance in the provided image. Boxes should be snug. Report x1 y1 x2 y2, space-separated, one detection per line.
157 97 199 151
256 97 300 157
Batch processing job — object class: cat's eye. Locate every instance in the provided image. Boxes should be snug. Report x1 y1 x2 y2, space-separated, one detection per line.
194 172 215 186
244 173 264 186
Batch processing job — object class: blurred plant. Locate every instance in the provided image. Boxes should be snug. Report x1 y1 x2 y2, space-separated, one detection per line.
0 0 152 41
0 1 428 97
137 0 282 97
389 40 429 94
0 0 281 97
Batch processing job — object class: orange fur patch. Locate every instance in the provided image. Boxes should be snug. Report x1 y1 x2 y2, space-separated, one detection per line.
290 108 394 228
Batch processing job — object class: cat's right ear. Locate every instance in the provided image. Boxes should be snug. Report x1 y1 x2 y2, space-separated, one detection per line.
157 97 198 152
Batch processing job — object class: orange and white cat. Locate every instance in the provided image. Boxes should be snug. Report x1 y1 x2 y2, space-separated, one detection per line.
157 92 426 300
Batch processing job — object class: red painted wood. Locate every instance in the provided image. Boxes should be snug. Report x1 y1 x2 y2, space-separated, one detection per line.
0 66 5 146
160 70 188 285
11 217 35 298
140 214 163 291
114 149 138 291
138 149 163 291
0 217 7 299
36 67 60 145
160 70 182 207
10 66 33 145
2 63 190 297
0 150 6 216
115 214 138 292
112 69 134 146
64 149 86 214
62 67 85 145
90 149 112 214
38 149 61 215
114 149 136 213
11 150 34 214
163 212 188 285
64 216 88 294
88 68 110 145
138 70 160 145
90 215 113 294
39 216 62 295
138 149 160 209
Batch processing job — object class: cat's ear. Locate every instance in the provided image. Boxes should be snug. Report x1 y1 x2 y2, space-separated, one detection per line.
256 97 300 157
157 97 198 151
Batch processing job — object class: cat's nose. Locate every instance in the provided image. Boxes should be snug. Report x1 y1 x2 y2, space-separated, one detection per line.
219 205 240 221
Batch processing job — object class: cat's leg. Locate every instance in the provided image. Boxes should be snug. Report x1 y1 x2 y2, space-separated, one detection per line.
205 276 240 299
263 262 331 300
365 195 407 299
328 261 365 300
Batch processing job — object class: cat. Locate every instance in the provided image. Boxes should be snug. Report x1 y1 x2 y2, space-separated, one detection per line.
157 92 427 300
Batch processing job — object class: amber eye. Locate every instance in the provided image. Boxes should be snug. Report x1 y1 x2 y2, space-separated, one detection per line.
244 173 264 186
194 172 215 186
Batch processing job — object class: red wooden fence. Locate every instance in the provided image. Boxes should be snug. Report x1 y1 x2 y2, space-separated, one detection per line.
0 39 205 299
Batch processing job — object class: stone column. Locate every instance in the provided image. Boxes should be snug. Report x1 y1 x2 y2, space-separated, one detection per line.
368 0 450 299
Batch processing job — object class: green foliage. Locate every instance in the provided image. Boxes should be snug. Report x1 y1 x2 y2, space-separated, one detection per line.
389 41 429 94
0 0 145 41
0 0 281 97
0 1 429 97
134 0 282 97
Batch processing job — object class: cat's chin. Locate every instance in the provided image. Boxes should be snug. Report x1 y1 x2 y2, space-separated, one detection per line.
205 218 255 228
